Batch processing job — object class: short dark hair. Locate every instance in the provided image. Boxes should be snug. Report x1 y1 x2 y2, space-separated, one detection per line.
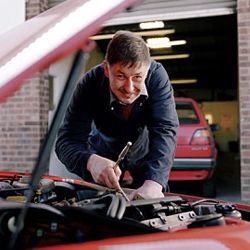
105 30 150 66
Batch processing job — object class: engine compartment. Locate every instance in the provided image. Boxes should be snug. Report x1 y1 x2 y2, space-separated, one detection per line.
0 174 246 249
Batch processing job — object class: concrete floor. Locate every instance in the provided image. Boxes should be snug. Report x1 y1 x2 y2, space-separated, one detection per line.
169 152 243 204
215 152 242 203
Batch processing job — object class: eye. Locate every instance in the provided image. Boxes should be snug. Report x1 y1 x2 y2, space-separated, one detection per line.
116 74 126 80
133 75 142 81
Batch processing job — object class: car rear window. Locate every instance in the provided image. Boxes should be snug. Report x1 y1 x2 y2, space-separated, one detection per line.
176 102 200 124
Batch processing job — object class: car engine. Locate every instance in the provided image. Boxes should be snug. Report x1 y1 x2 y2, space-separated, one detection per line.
0 174 245 249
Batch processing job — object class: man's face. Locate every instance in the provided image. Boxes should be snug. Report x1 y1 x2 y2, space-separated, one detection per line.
104 62 150 104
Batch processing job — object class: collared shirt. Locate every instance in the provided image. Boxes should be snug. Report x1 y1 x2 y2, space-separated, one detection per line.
55 61 179 190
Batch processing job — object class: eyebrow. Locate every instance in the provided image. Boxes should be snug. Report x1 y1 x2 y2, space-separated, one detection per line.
116 70 143 76
116 70 125 74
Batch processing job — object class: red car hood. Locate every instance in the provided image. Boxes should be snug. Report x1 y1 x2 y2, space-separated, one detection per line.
35 224 250 250
0 0 139 103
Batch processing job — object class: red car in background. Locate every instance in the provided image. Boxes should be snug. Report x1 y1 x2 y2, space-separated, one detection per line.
170 97 218 197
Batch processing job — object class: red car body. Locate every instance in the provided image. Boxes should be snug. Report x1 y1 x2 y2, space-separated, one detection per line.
0 1 250 250
36 219 250 250
170 97 218 197
172 97 217 181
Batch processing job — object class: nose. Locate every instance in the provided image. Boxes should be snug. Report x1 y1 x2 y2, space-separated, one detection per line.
123 78 134 92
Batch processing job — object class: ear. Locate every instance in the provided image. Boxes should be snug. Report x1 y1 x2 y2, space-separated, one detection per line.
103 60 109 78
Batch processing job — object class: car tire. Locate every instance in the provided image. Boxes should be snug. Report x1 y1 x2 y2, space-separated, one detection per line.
202 176 216 198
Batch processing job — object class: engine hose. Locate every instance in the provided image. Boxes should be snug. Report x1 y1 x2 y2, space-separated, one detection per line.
106 193 126 220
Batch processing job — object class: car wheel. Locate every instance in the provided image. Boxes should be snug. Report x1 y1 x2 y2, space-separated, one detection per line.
202 176 216 198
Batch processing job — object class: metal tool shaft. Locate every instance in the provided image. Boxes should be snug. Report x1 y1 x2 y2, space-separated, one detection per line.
113 141 132 201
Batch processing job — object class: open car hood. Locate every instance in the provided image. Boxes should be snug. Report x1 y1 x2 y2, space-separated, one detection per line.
0 0 138 102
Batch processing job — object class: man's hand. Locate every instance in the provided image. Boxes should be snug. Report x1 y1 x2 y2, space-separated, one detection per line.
128 180 164 200
87 154 122 190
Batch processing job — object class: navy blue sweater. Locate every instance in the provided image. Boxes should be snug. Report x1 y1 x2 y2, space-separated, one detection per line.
55 61 179 190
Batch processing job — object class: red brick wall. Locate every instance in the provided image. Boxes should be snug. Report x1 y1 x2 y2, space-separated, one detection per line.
238 0 250 202
0 0 49 172
26 0 48 18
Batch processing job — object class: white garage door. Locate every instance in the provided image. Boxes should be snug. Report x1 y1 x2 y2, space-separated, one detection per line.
49 0 236 25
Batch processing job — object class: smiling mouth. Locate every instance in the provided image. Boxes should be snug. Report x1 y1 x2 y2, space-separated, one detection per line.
123 94 132 98
120 91 132 98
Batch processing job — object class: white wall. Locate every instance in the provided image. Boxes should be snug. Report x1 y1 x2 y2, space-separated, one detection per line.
201 101 239 152
0 0 25 35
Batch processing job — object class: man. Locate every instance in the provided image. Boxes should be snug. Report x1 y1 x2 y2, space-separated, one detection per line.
55 30 179 200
